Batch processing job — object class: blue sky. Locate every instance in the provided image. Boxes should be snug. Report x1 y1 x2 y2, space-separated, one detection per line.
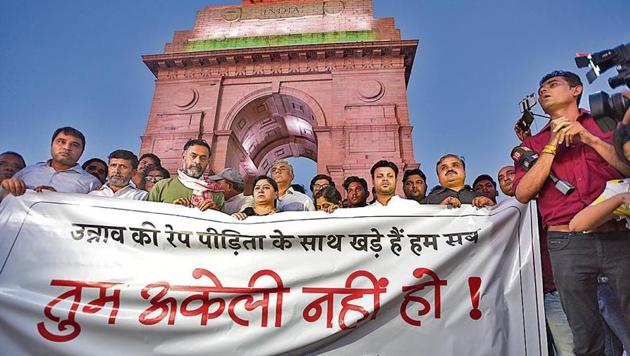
1 0 629 193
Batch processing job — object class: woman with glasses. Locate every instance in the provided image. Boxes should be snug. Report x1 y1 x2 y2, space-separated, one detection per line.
144 167 170 193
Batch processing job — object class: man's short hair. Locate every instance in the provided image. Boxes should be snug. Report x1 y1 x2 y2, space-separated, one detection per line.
1 151 26 169
51 127 86 151
436 154 465 173
539 70 583 105
108 150 139 169
82 158 107 170
310 174 335 192
403 168 427 184
270 159 294 176
473 174 497 189
139 153 161 167
370 160 399 178
343 176 368 192
183 139 211 153
314 185 342 205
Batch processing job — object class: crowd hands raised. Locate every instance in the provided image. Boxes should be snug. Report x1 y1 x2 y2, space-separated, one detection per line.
0 129 500 219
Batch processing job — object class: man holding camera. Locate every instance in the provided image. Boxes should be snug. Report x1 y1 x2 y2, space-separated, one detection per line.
513 70 630 356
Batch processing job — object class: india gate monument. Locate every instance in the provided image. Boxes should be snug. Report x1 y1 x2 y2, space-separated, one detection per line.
141 0 419 187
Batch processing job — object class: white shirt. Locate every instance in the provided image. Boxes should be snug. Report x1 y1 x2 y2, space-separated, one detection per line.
222 193 253 215
370 195 420 209
277 187 315 211
13 161 101 194
89 183 148 200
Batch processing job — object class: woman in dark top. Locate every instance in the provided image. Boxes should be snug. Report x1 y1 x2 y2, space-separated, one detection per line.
232 175 278 220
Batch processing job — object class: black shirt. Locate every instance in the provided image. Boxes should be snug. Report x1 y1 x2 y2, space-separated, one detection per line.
241 207 276 216
424 185 483 204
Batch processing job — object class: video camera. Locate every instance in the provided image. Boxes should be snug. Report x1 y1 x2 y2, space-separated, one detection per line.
511 146 575 195
575 43 630 132
516 93 537 132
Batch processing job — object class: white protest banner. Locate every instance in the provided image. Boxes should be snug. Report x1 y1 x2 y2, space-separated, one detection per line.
0 192 546 355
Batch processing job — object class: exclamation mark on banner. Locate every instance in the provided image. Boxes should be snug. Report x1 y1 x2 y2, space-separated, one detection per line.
468 277 482 320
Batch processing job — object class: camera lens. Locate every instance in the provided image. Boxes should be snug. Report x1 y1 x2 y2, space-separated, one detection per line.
589 91 630 122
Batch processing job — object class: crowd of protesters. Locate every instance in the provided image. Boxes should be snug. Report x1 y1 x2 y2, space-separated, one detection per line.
0 130 498 214
1 70 630 356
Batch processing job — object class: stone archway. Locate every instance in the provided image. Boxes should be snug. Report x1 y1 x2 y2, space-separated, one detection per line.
225 93 318 177
140 0 420 193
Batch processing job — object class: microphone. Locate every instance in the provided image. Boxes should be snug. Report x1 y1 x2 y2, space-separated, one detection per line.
511 146 575 195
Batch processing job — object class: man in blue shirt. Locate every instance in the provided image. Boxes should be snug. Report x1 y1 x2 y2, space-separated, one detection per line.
1 127 101 198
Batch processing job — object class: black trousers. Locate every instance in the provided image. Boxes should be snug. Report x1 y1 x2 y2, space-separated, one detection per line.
547 231 630 356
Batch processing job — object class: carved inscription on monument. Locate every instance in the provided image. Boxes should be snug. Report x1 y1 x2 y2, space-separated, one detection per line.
262 5 300 18
221 1 344 21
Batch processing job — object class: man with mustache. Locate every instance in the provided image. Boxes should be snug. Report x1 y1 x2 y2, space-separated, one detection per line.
88 150 147 200
1 127 101 198
147 139 222 211
402 168 427 204
497 165 515 197
342 176 369 208
472 174 499 203
425 154 494 208
370 160 419 208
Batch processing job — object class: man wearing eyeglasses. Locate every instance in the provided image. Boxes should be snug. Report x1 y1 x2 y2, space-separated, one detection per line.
144 167 170 193
309 174 335 197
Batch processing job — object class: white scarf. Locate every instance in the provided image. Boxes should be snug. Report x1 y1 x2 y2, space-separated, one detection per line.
177 170 211 206
177 169 209 193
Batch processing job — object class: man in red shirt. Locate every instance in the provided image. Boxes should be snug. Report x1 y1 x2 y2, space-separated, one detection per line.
513 70 630 356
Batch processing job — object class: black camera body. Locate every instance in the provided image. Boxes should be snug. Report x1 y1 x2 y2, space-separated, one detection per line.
576 43 630 131
516 93 537 131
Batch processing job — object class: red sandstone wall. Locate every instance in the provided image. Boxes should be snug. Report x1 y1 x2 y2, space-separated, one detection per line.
141 0 419 195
